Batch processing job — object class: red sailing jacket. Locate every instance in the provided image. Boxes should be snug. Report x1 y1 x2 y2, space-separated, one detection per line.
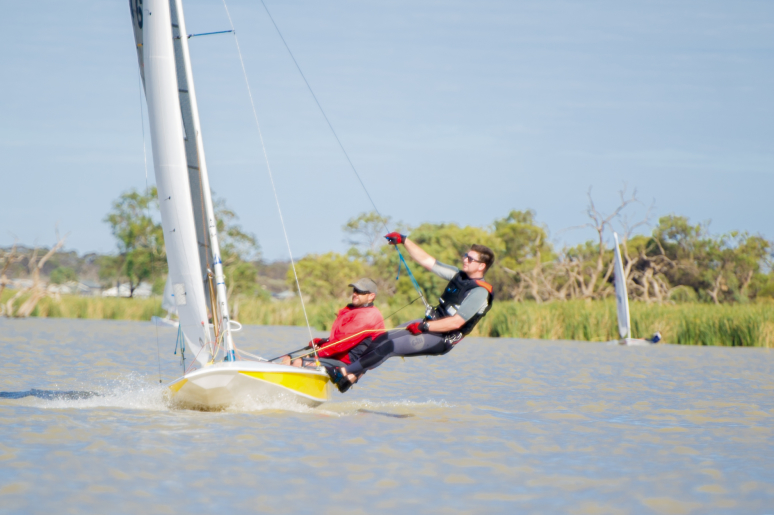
316 304 385 364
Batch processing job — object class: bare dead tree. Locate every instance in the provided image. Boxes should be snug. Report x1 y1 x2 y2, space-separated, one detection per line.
5 231 69 318
0 242 24 316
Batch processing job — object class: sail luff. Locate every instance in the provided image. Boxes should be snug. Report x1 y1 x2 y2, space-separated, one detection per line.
613 232 632 340
139 0 212 366
170 0 238 359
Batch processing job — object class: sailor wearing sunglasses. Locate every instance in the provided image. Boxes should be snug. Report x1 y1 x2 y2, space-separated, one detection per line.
331 234 495 392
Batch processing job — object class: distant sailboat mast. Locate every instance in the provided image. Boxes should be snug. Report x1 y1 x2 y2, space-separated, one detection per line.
613 232 632 341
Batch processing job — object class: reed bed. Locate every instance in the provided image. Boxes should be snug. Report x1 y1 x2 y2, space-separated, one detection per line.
476 300 774 347
3 290 772 347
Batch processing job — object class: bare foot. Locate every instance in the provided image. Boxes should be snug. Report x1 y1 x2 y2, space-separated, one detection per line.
280 355 291 366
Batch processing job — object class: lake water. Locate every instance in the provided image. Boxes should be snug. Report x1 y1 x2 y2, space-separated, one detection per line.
1 318 773 514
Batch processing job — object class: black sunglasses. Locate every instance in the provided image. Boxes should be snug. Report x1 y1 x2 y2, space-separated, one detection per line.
462 253 482 263
353 288 371 295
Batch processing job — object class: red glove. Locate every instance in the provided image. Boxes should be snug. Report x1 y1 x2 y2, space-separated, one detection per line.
385 232 407 245
406 321 428 335
308 337 329 349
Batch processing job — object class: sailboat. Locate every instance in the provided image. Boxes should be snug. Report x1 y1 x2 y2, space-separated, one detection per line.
129 0 330 409
611 232 659 346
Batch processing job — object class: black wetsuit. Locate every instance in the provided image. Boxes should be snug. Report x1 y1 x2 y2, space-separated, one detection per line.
344 265 493 376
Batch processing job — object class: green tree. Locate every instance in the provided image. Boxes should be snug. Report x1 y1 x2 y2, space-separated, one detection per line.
103 187 165 296
290 252 368 301
400 222 504 303
214 194 262 299
493 210 554 300
49 266 77 284
342 211 410 296
651 216 771 303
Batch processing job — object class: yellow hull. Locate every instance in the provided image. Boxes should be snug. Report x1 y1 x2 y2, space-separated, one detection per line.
167 361 330 410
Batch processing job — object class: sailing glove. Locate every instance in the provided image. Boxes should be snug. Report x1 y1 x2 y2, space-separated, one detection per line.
406 321 429 335
385 232 407 245
308 337 329 349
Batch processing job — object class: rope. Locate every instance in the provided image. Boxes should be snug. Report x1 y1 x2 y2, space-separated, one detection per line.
258 0 387 228
395 247 430 309
220 0 320 365
271 328 402 363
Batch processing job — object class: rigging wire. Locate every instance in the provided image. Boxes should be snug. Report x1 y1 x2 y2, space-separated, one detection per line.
138 71 163 384
220 0 320 363
258 0 389 233
258 1 432 310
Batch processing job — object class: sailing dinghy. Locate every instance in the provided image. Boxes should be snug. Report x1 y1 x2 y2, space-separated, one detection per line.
611 232 659 346
129 0 330 409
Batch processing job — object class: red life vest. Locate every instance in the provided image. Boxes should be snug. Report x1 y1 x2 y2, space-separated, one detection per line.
316 304 385 364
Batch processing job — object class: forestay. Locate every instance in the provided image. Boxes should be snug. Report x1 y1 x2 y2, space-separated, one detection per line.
130 0 212 365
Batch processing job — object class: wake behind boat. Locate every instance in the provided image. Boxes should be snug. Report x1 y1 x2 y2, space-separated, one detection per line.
129 0 330 410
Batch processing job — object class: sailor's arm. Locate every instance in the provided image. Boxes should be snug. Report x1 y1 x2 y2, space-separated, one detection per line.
403 238 436 271
426 315 465 333
384 232 436 271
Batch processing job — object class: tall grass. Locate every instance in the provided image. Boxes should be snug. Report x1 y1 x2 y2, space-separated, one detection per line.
3 289 772 347
476 300 774 347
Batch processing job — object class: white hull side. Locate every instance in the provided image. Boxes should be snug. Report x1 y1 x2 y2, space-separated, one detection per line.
168 361 331 410
609 338 656 346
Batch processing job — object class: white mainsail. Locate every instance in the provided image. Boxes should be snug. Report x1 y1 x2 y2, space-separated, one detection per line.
613 232 631 340
133 0 211 365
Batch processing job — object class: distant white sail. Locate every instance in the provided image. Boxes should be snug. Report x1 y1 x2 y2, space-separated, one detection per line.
613 232 631 340
134 0 212 365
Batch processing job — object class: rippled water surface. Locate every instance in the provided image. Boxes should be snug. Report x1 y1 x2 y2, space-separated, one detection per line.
1 318 773 514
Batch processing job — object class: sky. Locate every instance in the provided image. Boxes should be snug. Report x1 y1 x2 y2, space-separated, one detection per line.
2 0 772 261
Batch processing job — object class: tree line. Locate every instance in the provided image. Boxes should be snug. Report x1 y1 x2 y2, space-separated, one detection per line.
6 187 769 307
294 190 773 306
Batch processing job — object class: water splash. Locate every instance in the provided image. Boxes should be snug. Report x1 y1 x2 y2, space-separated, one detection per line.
1 372 169 411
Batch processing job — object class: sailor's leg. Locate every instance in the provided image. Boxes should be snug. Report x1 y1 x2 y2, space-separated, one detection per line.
344 332 397 376
389 331 448 358
344 330 447 376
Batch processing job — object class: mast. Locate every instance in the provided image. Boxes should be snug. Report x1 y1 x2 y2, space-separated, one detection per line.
613 232 632 340
170 0 237 360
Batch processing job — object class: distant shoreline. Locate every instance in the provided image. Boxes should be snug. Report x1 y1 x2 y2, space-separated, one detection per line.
1 290 771 347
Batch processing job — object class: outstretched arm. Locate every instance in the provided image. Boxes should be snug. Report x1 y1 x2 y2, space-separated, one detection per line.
403 238 436 271
385 232 436 271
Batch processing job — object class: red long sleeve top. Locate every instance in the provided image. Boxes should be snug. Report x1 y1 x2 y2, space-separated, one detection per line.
316 304 385 364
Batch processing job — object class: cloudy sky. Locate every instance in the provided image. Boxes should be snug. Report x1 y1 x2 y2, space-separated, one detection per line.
2 0 772 260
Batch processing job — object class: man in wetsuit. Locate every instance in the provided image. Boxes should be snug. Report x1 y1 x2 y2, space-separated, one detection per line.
280 278 385 371
333 236 494 392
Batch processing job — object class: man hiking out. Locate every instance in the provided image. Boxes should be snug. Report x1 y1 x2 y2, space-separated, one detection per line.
332 234 495 392
280 278 385 372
